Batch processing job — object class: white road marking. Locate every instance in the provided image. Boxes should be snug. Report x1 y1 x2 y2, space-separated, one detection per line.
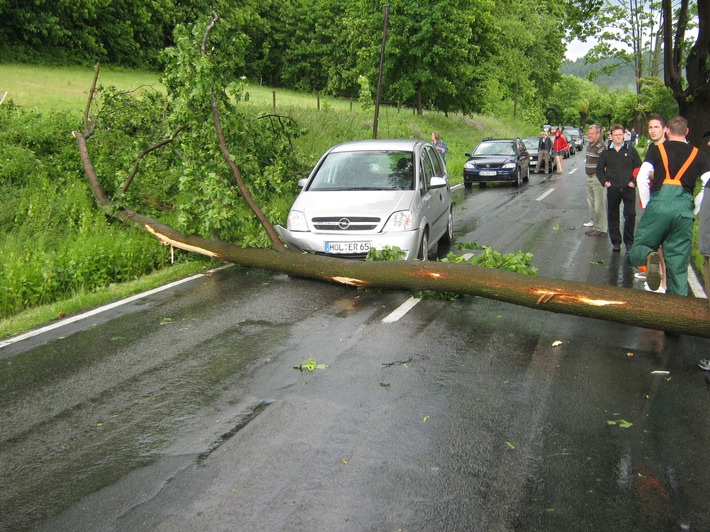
382 296 421 323
536 188 556 201
689 267 707 299
0 265 232 350
568 168 578 175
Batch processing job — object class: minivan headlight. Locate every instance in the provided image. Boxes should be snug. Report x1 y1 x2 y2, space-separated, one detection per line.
383 210 414 232
287 211 308 231
502 162 516 169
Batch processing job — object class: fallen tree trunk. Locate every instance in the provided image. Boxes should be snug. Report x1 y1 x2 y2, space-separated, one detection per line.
83 195 710 338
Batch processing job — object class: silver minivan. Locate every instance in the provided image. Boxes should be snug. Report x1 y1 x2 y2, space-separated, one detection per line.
276 139 453 260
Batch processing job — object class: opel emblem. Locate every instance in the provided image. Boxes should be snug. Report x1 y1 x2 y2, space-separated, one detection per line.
338 218 350 229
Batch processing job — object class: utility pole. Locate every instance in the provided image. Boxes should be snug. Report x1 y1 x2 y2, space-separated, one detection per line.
373 4 390 139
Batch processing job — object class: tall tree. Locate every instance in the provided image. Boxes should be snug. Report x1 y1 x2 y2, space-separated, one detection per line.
584 0 665 96
663 0 710 147
377 0 493 115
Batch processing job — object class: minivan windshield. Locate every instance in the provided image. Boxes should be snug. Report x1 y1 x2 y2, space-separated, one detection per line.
308 151 414 191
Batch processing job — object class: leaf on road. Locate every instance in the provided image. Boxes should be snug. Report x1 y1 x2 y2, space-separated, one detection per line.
294 355 328 371
551 340 563 347
607 419 633 428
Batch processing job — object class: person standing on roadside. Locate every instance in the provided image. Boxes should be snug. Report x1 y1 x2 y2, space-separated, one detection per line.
535 130 552 174
552 129 569 174
596 124 642 252
431 132 448 163
636 115 667 292
627 116 710 295
583 124 608 237
630 127 639 146
696 132 710 370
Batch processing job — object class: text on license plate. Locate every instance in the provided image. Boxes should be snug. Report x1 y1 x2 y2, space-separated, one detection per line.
479 170 496 176
325 241 371 254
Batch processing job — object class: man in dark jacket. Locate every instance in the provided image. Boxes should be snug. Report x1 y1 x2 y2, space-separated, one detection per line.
596 124 642 251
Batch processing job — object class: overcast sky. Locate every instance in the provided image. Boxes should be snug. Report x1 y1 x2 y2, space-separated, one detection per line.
565 37 596 61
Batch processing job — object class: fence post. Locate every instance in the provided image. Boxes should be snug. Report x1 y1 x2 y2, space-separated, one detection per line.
272 91 276 112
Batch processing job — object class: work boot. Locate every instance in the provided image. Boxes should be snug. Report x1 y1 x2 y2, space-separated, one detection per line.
646 252 662 291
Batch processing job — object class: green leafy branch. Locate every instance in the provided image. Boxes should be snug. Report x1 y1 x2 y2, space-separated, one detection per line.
294 355 328 371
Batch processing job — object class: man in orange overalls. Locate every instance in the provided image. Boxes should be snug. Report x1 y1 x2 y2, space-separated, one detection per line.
628 116 710 295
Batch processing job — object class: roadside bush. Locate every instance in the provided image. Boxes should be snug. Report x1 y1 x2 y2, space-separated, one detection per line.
0 228 171 318
0 102 180 319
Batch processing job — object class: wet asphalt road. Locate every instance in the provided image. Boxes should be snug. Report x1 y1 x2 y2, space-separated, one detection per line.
2 153 710 531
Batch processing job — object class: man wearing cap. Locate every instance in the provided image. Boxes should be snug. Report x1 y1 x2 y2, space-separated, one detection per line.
627 116 710 295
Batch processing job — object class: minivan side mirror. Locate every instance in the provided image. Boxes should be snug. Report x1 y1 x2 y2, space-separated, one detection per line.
297 178 308 188
429 176 447 188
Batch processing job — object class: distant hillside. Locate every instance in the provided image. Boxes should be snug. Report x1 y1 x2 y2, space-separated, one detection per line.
561 57 638 90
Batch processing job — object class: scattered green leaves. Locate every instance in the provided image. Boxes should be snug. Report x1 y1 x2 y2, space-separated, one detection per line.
607 419 633 429
442 245 537 275
366 246 406 261
591 259 605 265
294 355 328 371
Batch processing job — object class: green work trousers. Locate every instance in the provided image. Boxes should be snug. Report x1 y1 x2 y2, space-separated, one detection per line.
627 185 695 296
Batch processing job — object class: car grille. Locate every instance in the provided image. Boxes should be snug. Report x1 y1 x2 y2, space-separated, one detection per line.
311 217 380 231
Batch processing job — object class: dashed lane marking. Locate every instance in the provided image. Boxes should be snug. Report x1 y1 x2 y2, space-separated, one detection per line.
536 188 556 201
382 296 421 323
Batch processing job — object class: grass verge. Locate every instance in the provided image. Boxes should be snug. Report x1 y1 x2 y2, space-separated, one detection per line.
0 259 215 340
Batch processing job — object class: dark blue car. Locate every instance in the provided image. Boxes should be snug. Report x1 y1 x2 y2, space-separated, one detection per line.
463 138 530 188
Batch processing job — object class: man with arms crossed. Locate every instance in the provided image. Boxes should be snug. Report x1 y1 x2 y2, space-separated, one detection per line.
583 125 607 237
628 116 710 295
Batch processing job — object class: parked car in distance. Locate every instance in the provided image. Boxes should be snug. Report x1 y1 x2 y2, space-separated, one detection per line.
276 139 453 261
463 138 530 188
563 133 576 157
522 136 556 174
563 127 585 151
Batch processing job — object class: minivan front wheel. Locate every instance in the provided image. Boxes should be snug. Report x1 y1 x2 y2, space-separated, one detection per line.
418 229 429 260
515 169 522 187
440 209 453 244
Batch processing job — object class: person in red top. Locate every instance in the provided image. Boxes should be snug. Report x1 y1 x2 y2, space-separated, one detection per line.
552 129 569 174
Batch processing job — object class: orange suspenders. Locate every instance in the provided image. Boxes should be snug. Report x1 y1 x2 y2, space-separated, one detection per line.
658 143 698 185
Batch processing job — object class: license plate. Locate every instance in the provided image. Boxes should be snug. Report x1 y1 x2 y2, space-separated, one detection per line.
479 171 496 176
325 241 371 254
